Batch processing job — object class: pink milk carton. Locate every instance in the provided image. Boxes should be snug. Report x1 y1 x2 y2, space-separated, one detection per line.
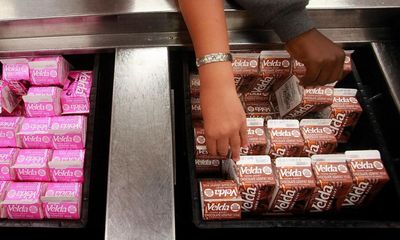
0 81 21 114
12 149 52 182
41 182 82 219
51 116 87 149
1 58 30 81
0 103 26 116
2 182 45 219
0 148 19 181
28 56 70 86
61 71 93 115
0 181 10 218
0 117 23 148
18 117 53 149
23 87 62 117
49 150 85 182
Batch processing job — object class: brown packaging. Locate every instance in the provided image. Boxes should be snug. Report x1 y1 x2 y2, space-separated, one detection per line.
189 73 200 97
199 180 242 220
225 155 276 213
342 150 389 208
269 157 316 214
240 118 267 155
232 53 260 93
259 51 292 92
191 97 202 120
266 119 304 159
307 154 353 212
300 119 337 157
275 75 334 119
242 94 279 122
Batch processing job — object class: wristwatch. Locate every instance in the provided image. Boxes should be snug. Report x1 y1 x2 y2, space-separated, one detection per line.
196 52 233 68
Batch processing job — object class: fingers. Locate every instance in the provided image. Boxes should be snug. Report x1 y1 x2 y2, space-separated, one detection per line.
239 120 248 148
217 137 229 157
301 62 321 86
206 137 217 156
329 52 345 84
230 133 241 161
316 59 336 86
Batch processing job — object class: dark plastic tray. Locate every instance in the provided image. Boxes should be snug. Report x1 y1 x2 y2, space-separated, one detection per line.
180 47 400 229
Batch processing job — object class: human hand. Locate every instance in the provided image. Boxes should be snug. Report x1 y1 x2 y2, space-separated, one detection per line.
285 28 345 86
199 62 248 161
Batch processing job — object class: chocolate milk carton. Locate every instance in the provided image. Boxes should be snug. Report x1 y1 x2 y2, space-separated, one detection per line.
28 56 70 86
275 75 334 119
191 97 202 120
189 73 200 97
0 117 22 148
51 115 87 149
0 148 19 181
12 149 52 182
41 182 82 219
18 117 53 149
61 71 93 115
266 119 304 159
226 155 276 213
241 118 267 155
232 53 260 92
258 50 291 92
48 149 85 182
269 157 316 214
0 81 21 113
320 88 362 143
2 182 45 219
0 181 9 218
307 154 353 212
23 87 62 117
342 150 389 208
242 93 279 121
194 124 225 175
300 119 337 157
199 180 242 220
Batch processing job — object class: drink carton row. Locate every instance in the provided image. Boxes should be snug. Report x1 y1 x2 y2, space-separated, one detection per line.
0 148 85 182
0 181 82 219
0 115 87 149
199 150 389 220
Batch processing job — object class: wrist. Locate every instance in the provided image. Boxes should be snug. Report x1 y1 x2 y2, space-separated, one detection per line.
198 61 235 90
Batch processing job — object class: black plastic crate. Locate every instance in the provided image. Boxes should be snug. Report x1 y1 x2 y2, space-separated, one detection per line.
177 47 400 229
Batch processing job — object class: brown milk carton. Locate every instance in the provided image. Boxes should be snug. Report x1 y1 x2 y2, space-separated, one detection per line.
226 155 276 213
275 75 334 119
191 97 202 120
342 150 389 208
189 74 200 97
320 88 362 143
194 124 225 175
232 53 259 93
266 120 304 159
269 157 316 214
300 119 337 157
307 154 353 212
242 94 279 122
240 118 267 155
199 180 242 220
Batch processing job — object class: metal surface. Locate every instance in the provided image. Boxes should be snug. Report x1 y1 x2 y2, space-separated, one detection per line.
372 42 400 114
105 47 175 240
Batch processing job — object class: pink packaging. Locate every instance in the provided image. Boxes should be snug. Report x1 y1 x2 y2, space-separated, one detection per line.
41 182 82 219
0 81 21 114
2 182 45 219
0 117 23 148
0 148 19 181
49 149 85 182
61 71 93 115
1 58 30 81
0 103 25 116
12 149 52 182
23 87 62 117
51 116 87 149
18 117 53 149
0 181 10 218
28 56 70 86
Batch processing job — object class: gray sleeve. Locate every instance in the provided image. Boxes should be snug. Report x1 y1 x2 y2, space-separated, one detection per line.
234 0 314 42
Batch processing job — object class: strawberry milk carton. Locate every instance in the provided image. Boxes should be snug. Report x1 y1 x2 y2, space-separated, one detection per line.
300 119 337 157
2 182 45 219
199 180 242 220
269 157 316 214
0 148 19 181
12 149 52 182
0 181 10 218
1 58 30 81
342 150 389 208
307 154 353 212
41 182 82 219
61 71 93 115
226 155 276 213
18 117 53 149
23 87 62 117
0 103 25 116
0 117 23 148
0 81 21 113
51 115 87 149
48 149 85 182
28 56 70 86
